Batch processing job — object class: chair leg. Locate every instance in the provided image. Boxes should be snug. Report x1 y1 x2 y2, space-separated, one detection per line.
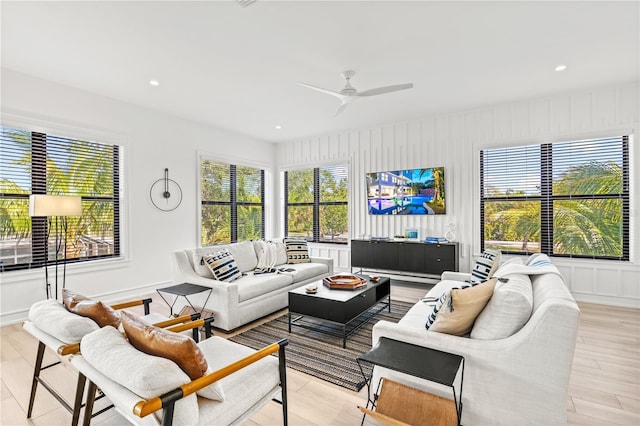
278 344 288 426
83 380 97 426
71 373 87 426
27 341 46 418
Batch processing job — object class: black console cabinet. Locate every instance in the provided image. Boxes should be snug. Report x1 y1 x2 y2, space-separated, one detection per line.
351 239 459 276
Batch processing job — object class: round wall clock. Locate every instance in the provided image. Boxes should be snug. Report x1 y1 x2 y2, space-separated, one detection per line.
150 168 183 211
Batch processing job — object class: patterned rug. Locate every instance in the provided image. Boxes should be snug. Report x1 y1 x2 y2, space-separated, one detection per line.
229 300 414 392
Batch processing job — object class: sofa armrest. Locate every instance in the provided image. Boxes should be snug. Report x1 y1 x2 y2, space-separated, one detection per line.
309 256 334 275
440 271 471 282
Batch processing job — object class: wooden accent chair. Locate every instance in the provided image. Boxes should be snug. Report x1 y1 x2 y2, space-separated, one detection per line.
70 325 289 426
23 297 209 426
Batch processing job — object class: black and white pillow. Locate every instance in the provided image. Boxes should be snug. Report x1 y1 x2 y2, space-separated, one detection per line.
470 249 501 283
203 250 242 282
283 238 311 264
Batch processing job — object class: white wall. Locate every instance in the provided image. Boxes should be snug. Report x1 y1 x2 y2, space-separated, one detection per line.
277 82 640 308
0 69 277 324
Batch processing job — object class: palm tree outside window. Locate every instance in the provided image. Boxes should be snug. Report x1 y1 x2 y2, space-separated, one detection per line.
0 126 121 271
480 136 629 260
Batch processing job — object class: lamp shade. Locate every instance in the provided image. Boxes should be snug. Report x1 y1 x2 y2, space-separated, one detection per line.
29 195 82 217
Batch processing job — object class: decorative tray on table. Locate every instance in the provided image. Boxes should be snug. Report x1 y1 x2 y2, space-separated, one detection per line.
322 273 368 290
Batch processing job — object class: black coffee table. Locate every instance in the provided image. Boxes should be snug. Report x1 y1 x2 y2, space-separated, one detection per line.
288 276 391 348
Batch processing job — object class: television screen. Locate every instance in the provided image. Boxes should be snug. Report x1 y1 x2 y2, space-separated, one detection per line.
366 167 445 215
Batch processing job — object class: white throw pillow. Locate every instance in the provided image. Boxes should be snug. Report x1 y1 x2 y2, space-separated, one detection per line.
29 299 99 344
471 273 533 340
255 241 278 270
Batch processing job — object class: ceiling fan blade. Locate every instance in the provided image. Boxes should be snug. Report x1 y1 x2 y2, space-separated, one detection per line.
357 83 414 97
297 82 346 100
334 102 350 117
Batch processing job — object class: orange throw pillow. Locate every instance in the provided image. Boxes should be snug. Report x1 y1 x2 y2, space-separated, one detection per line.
121 311 208 380
62 288 121 328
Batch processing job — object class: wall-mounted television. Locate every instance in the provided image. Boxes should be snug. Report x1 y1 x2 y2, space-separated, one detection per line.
366 167 445 215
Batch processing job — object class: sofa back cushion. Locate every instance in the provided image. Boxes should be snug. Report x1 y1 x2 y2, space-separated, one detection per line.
190 240 258 278
471 273 533 340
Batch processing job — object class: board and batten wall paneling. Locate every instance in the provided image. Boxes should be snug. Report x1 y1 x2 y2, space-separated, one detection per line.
276 82 640 308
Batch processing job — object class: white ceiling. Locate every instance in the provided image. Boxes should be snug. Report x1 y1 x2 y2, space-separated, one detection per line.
2 1 638 143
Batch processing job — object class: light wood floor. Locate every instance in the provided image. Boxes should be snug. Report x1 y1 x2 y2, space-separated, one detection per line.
1 283 638 425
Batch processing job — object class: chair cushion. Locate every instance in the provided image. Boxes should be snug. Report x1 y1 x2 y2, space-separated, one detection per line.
203 250 242 283
470 249 501 283
471 273 533 340
197 337 280 425
81 325 191 398
28 299 99 344
284 238 311 264
62 288 121 328
426 278 498 336
121 312 208 380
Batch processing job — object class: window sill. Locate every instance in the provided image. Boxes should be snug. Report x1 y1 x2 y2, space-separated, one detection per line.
0 257 130 285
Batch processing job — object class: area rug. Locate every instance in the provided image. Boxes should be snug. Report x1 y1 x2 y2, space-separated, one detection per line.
229 300 414 392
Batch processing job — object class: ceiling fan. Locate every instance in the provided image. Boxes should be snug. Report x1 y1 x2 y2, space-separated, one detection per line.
298 70 414 116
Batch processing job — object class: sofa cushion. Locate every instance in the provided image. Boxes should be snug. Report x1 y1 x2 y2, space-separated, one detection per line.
237 273 293 303
470 249 501 283
471 273 533 340
204 250 242 283
426 278 498 336
284 238 311 264
28 299 99 344
62 289 121 328
121 312 208 380
276 262 329 282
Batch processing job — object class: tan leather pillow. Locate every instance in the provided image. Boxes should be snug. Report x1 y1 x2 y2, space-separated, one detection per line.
121 311 208 380
429 278 498 336
62 288 121 328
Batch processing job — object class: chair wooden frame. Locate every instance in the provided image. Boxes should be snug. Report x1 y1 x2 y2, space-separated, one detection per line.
80 336 289 426
25 298 210 426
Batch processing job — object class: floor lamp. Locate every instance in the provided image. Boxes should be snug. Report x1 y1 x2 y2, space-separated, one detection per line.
29 194 82 300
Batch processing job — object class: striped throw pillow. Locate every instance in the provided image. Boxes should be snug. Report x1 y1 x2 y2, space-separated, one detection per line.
284 238 311 264
470 249 501 283
203 250 242 282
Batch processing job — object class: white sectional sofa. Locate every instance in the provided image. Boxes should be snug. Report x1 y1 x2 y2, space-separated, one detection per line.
170 240 333 331
372 257 580 425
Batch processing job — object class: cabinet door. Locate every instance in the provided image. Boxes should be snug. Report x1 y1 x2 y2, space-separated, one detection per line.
372 241 399 270
398 243 427 273
424 244 457 275
351 240 374 268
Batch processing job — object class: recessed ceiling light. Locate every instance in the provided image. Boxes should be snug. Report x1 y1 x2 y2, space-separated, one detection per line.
275 125 282 130
149 80 160 86
555 65 567 72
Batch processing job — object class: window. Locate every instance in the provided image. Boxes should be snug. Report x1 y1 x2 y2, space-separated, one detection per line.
200 160 264 245
480 136 629 260
0 126 121 271
284 164 348 244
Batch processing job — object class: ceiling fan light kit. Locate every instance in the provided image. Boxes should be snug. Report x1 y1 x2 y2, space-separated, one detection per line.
298 70 414 116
